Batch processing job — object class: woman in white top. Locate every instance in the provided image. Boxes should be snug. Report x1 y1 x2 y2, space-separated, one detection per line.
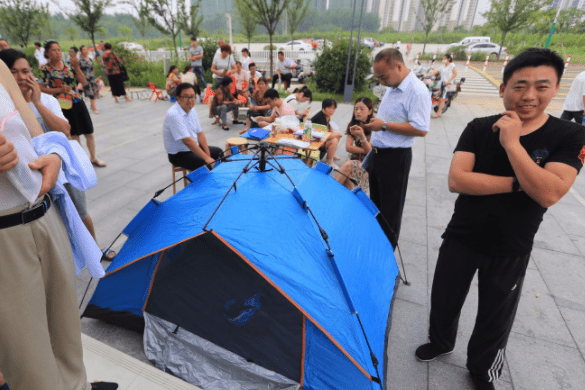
211 44 236 89
179 65 202 99
428 54 457 118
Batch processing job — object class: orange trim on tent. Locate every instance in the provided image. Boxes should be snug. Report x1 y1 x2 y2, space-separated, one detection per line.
104 232 207 277
211 231 374 382
142 249 164 313
300 315 306 388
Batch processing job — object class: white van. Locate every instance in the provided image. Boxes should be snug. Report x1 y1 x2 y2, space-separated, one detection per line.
447 37 491 49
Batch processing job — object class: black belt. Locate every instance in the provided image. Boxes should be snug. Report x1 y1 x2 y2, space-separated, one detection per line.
0 194 51 230
371 146 411 155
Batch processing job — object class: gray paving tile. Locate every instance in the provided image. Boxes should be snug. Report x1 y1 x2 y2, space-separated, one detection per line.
394 241 428 306
511 269 576 348
558 306 585 357
425 155 452 176
547 203 585 238
566 235 585 258
400 203 427 246
532 214 581 255
531 248 585 312
507 332 585 390
385 299 429 390
86 169 145 201
405 177 427 208
429 361 474 390
425 141 454 159
425 173 457 229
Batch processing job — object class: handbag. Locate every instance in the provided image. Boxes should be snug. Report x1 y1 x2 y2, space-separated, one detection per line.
119 64 129 82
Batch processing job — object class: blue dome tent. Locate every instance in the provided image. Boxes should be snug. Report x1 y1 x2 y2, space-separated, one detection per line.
83 144 401 390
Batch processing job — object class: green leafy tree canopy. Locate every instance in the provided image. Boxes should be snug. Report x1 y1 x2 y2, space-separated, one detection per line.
416 0 455 54
0 0 48 47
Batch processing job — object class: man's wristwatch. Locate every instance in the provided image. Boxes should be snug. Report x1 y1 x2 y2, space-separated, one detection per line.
381 122 387 132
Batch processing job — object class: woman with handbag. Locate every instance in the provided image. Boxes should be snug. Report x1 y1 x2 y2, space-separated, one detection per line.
40 39 107 167
101 42 132 104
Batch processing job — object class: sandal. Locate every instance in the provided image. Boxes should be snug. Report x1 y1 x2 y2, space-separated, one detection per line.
212 118 221 125
91 382 118 390
91 159 107 168
100 248 116 261
232 120 243 125
92 109 99 114
222 125 229 131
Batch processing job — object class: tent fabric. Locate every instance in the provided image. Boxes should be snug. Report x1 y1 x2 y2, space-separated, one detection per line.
144 313 299 390
84 155 399 389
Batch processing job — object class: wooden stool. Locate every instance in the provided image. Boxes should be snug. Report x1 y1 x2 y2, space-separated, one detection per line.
171 165 188 194
226 137 249 155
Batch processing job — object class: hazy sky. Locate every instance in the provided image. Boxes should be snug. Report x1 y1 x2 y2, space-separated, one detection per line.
45 0 492 26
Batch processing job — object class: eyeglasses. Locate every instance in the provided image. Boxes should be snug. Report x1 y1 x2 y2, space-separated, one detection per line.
178 95 196 100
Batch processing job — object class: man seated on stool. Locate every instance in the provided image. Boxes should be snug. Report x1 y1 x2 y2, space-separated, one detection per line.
164 83 223 171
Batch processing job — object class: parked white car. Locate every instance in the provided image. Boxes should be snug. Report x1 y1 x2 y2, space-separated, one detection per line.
278 41 313 51
315 39 332 49
466 42 506 58
362 38 376 50
119 42 145 51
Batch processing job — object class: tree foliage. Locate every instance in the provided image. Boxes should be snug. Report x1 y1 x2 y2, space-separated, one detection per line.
234 0 257 49
286 0 309 49
237 0 291 77
0 0 49 47
416 0 455 54
125 0 152 39
313 38 372 95
483 0 543 57
179 0 204 39
64 26 79 41
144 0 182 56
68 0 113 57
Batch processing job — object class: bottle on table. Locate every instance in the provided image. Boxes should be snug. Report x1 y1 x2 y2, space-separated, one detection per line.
302 119 312 142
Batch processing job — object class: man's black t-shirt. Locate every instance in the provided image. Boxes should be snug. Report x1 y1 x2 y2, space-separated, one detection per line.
445 114 585 256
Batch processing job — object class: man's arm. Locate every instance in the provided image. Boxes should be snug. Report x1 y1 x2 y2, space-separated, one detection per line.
182 136 215 166
363 118 428 137
448 151 515 195
496 111 579 208
196 132 211 156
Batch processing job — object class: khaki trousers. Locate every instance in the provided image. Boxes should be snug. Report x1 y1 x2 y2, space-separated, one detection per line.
0 199 91 390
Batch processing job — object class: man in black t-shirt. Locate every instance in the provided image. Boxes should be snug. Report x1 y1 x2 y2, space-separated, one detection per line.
415 49 585 390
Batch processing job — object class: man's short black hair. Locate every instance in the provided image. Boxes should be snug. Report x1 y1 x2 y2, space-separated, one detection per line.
322 98 337 110
248 62 256 70
0 49 26 69
264 88 279 100
221 77 232 87
503 48 565 85
191 36 197 41
278 51 284 56
34 42 41 47
176 83 195 97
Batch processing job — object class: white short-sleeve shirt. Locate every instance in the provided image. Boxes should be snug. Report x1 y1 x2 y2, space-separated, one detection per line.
0 84 36 209
563 71 585 112
371 71 431 149
162 103 203 154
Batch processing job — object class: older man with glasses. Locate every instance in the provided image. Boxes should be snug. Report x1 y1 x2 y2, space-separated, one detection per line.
163 83 223 171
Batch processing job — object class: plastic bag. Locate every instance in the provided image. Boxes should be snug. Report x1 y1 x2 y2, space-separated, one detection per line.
279 115 300 130
1 111 42 203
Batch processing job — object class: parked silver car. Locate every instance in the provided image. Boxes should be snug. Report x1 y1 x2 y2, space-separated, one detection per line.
466 42 506 59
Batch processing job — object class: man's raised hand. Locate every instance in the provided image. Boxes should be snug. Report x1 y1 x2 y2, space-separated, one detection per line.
493 111 523 149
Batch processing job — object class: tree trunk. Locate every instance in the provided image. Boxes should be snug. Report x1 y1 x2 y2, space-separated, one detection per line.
172 34 178 59
498 31 507 59
269 33 274 79
423 38 428 55
91 32 97 61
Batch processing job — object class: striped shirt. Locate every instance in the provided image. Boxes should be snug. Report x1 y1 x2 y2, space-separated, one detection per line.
371 71 431 148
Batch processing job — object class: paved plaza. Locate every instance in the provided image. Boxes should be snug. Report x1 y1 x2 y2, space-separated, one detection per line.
75 70 585 389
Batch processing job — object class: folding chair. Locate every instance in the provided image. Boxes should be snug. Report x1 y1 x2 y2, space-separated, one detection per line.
149 82 165 102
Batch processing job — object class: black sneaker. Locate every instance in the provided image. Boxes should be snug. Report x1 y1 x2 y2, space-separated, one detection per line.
471 374 496 390
414 343 453 362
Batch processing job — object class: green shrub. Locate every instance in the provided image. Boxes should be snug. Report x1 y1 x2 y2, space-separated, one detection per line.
313 39 372 95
